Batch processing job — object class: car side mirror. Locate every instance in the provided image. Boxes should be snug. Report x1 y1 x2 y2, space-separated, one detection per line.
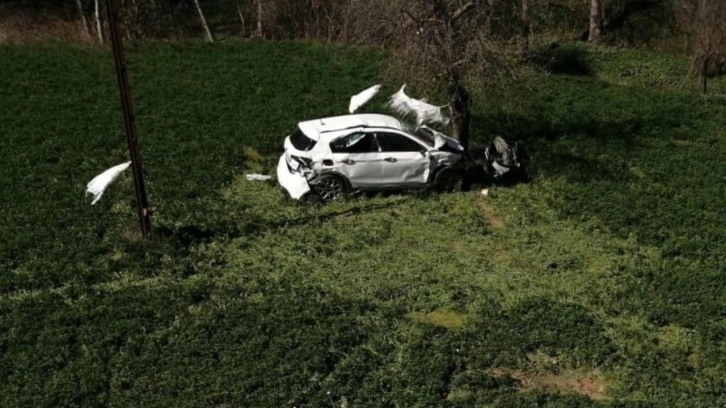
420 150 429 158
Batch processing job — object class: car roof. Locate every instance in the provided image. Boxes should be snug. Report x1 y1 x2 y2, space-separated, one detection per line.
298 114 407 141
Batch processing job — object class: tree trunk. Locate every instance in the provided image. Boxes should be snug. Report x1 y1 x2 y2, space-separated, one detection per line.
256 0 263 38
588 0 604 42
73 0 92 39
448 79 471 150
94 0 104 43
702 55 709 93
520 0 530 58
235 0 246 36
192 0 214 43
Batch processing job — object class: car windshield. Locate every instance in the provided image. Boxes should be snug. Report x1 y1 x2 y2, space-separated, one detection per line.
289 127 317 151
403 123 435 147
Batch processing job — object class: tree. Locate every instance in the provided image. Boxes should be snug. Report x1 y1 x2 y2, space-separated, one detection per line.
689 0 726 93
235 0 247 36
73 0 92 39
521 0 530 57
94 0 104 43
192 0 214 42
255 0 264 37
392 0 517 150
588 0 604 42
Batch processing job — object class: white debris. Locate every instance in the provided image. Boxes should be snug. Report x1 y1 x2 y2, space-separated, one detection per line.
348 84 381 113
419 125 456 150
491 161 511 177
245 173 272 181
387 84 450 126
480 188 490 197
85 161 131 205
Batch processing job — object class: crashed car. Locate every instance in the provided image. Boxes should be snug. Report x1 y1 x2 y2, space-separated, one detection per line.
276 113 471 201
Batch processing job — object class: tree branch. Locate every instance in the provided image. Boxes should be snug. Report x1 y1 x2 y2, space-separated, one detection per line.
452 1 476 21
401 8 420 24
425 0 452 25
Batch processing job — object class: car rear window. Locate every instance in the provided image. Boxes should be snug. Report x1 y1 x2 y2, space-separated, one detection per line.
290 127 317 151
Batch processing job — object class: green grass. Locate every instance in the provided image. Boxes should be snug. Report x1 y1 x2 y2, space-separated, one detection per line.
1 40 725 407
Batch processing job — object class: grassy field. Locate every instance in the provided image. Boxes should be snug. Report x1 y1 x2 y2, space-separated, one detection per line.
1 40 725 407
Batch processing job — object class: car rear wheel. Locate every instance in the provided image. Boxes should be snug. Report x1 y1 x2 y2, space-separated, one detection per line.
433 167 464 192
313 174 348 202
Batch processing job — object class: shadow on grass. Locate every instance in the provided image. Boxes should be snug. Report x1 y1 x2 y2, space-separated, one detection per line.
155 200 401 251
528 43 593 77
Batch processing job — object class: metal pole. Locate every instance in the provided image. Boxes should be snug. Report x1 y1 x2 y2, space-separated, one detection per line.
106 0 152 238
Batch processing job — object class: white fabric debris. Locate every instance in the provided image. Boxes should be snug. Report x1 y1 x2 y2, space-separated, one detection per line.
245 173 272 181
348 84 381 113
387 85 450 126
85 161 131 205
419 125 452 150
492 161 511 177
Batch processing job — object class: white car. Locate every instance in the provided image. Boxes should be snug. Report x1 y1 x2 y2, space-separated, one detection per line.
276 113 471 201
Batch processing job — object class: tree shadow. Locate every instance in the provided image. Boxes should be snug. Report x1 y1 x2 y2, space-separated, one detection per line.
467 108 655 185
528 43 593 77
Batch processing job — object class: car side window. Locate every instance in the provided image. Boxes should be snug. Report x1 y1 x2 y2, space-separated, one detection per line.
376 132 425 152
330 132 378 153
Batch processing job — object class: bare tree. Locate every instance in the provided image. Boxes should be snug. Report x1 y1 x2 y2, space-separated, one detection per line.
235 0 247 36
192 0 214 42
94 0 104 43
256 0 264 37
689 0 726 93
521 0 530 57
588 0 604 42
73 0 92 38
391 0 517 150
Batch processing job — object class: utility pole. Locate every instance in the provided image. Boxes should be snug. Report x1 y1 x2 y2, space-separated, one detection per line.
106 0 152 238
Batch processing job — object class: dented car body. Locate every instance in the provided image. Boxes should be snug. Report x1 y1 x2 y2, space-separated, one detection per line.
277 114 470 201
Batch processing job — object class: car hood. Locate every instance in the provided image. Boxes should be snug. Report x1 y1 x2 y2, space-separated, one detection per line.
423 126 464 152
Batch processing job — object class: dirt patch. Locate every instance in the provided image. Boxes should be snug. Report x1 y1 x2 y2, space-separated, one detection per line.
410 308 466 329
449 239 469 254
629 166 646 179
476 201 505 230
490 367 608 401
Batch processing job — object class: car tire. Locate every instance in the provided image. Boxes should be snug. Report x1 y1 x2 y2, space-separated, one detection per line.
433 167 464 192
312 174 348 202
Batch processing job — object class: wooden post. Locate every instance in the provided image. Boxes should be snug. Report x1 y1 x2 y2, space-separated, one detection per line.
106 0 152 238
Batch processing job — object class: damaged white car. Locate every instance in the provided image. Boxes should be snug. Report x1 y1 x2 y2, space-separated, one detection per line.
276 113 471 201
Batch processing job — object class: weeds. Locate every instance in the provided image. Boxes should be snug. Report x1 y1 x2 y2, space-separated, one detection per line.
1 40 725 407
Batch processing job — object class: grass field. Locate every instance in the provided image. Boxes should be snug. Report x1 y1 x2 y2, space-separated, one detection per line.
1 40 725 407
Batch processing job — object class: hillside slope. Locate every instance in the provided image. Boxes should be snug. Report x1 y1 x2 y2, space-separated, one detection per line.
1 40 725 407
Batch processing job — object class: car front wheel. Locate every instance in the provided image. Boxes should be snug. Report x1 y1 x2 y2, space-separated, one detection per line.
433 167 464 192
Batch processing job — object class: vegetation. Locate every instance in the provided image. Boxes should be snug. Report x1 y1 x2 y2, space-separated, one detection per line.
1 40 726 407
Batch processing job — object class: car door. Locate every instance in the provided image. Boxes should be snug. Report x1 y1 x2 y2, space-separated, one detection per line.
329 132 383 187
375 132 431 186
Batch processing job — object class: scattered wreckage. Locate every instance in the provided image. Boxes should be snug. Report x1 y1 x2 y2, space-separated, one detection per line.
276 84 524 202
